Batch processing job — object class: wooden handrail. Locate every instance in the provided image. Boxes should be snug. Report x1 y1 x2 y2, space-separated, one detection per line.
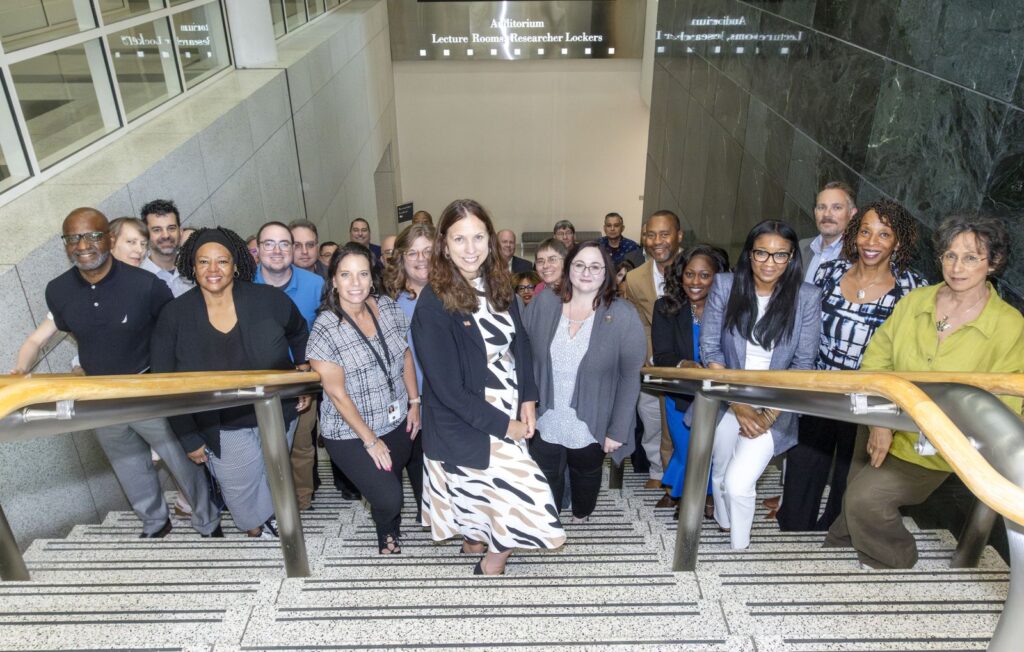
879 372 1024 400
0 370 321 423
643 367 1024 527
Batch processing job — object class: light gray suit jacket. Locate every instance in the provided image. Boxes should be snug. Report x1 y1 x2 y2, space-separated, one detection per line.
521 289 647 464
798 237 814 274
700 272 822 454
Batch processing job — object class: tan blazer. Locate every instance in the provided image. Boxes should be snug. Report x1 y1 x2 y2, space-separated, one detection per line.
622 259 659 360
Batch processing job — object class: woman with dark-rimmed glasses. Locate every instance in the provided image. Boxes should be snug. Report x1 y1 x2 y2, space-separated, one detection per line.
701 220 821 549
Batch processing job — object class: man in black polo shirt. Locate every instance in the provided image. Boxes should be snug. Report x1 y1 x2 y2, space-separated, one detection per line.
44 207 221 538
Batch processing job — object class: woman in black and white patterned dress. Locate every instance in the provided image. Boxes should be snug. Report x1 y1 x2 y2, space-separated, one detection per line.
412 199 565 575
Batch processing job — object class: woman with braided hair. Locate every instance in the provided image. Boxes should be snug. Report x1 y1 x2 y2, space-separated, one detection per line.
151 226 311 538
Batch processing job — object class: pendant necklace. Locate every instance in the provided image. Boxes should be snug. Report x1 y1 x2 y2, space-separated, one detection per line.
852 272 885 300
690 303 702 326
936 290 988 333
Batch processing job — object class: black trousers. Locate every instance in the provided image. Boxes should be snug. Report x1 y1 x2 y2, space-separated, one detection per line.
778 415 856 531
405 432 424 518
323 422 413 547
530 433 605 519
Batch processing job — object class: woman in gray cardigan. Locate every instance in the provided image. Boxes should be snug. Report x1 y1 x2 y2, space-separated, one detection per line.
522 241 647 522
700 220 821 549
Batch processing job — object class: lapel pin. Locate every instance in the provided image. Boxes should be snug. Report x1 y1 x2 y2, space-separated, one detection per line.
604 314 613 323
463 320 472 326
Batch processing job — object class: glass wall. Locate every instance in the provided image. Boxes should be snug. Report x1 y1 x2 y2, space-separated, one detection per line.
0 0 341 198
270 0 338 39
171 3 229 89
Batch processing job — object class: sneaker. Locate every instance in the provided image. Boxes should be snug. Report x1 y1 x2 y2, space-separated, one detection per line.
255 527 278 540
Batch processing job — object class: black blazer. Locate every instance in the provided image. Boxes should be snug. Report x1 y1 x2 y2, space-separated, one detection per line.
411 284 539 470
151 280 309 456
651 298 698 411
510 256 534 275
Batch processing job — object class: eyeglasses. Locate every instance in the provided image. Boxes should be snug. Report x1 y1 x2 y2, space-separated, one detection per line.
405 248 433 260
571 262 606 276
536 255 563 267
516 284 536 292
260 240 292 252
751 249 792 264
61 231 107 246
939 252 987 269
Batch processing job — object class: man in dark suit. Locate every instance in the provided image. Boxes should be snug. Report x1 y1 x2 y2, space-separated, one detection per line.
498 229 533 274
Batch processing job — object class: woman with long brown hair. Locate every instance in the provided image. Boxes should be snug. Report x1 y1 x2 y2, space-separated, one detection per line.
411 199 565 575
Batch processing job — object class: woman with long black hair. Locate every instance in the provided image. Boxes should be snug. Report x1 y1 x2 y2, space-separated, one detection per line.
701 220 821 549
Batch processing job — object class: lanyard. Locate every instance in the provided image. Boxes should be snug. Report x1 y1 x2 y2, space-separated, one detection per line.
338 306 396 398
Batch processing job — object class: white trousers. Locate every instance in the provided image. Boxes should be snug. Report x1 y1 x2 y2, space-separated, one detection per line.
711 410 775 549
637 391 663 480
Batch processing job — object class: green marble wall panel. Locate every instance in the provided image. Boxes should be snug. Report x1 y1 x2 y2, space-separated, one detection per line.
644 0 1024 307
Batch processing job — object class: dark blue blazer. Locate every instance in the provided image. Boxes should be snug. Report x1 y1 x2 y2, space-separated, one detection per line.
411 284 538 470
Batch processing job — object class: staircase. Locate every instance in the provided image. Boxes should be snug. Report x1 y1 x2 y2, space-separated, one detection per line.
0 461 1009 651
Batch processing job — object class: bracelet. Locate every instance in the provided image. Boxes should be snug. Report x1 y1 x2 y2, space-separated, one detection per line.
362 437 379 450
409 397 421 405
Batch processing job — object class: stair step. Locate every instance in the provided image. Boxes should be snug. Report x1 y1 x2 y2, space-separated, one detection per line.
239 599 728 648
758 634 991 651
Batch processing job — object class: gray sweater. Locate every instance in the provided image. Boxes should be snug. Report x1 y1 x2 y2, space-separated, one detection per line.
521 288 647 464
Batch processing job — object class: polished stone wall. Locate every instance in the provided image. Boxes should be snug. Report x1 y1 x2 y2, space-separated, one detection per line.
643 0 1024 304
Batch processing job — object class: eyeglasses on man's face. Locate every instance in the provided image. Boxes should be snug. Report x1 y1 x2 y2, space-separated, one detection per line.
260 240 293 252
751 249 792 264
62 231 108 246
516 284 536 292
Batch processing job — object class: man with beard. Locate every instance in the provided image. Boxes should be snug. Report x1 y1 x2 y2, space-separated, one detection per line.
140 199 192 297
34 208 221 537
800 181 857 283
622 210 683 489
497 229 533 274
254 221 323 511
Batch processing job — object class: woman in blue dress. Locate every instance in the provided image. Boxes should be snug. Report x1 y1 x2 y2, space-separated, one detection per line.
651 245 729 517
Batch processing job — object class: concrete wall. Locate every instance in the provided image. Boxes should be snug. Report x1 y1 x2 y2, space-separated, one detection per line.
0 0 398 546
393 59 649 240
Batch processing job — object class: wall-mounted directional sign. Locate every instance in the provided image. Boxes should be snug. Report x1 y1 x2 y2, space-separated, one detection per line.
388 0 645 61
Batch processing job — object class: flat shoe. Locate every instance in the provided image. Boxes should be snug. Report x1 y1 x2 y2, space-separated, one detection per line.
140 519 172 539
643 479 662 490
654 495 677 509
762 495 780 510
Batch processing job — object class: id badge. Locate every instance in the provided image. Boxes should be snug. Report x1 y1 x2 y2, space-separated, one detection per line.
386 399 402 425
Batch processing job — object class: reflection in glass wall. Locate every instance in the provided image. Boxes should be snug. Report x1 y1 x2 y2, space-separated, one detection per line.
10 40 121 169
325 0 340 9
99 0 165 25
306 0 323 20
0 0 98 52
0 79 31 192
283 0 307 31
109 18 181 120
172 3 230 89
270 0 285 38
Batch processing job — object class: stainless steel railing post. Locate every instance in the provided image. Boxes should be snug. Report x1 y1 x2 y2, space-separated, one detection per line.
989 518 1024 651
0 504 30 581
951 500 998 568
672 391 720 572
254 395 310 578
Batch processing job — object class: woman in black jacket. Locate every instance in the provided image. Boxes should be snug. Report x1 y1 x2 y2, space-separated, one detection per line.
651 245 729 514
151 227 309 539
411 199 565 576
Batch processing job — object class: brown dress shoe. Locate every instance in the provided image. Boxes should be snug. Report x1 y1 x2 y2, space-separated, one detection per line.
643 479 662 489
654 494 677 509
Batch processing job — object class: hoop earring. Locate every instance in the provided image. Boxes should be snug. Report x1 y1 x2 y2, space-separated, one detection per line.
233 269 239 278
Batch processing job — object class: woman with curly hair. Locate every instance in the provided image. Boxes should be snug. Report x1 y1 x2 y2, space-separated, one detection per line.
778 199 926 532
651 244 729 514
151 226 310 539
411 199 565 575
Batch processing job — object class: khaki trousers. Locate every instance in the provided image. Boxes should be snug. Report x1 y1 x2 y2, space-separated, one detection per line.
826 430 949 569
291 398 317 509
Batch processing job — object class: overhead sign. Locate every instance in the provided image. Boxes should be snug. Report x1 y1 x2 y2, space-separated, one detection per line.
388 0 645 61
397 202 415 224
